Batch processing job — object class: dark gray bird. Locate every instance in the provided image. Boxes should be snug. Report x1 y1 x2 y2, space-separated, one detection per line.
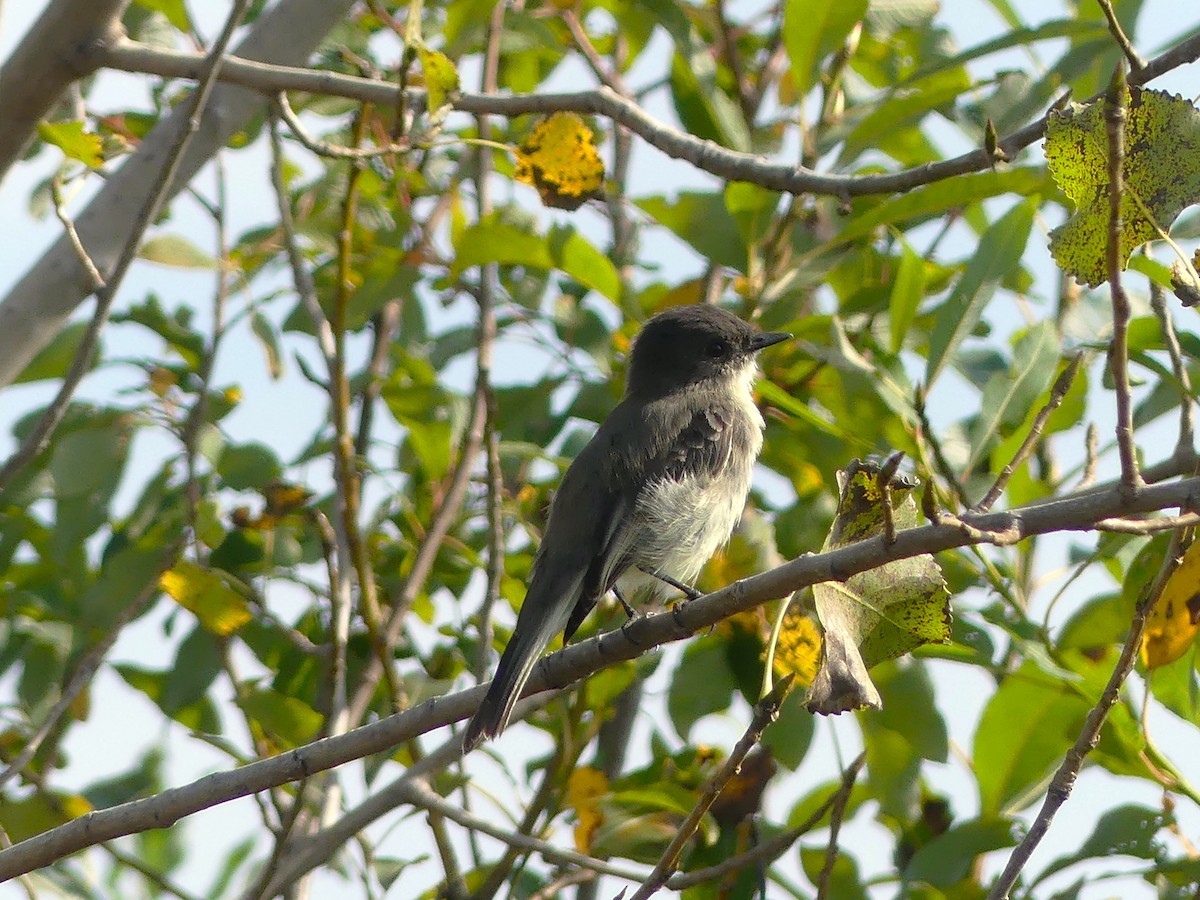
463 305 788 751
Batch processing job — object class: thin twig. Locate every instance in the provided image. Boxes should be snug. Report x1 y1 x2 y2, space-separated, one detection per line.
469 740 566 900
1095 0 1145 72
329 102 405 709
0 0 250 492
397 779 648 884
95 31 1200 200
814 754 866 900
876 451 905 545
1150 281 1196 459
1103 61 1143 496
1079 423 1100 490
984 518 1191 900
913 383 970 510
49 176 105 291
628 676 794 900
276 90 410 159
561 8 629 95
1093 512 1200 533
668 752 865 891
470 0 506 690
975 354 1084 512
0 551 178 792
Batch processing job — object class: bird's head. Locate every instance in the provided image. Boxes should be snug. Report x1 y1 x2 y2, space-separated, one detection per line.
626 305 789 397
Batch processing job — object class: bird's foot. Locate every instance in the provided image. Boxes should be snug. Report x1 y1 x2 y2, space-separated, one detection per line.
613 586 637 619
639 566 703 601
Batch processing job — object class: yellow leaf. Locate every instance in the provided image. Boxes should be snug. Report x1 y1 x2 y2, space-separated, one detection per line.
160 560 253 636
1142 541 1200 669
417 45 459 118
773 605 821 688
566 766 608 852
514 112 605 210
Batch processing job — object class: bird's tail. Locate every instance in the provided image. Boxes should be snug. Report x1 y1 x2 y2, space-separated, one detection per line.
462 608 563 752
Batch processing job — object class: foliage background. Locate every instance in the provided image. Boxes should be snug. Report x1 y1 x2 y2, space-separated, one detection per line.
1 0 1200 898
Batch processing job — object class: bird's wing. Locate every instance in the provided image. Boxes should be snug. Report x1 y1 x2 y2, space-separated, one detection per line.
568 397 741 629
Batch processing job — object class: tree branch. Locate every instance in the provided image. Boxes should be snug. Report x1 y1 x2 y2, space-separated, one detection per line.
93 31 1200 201
2 474 1200 879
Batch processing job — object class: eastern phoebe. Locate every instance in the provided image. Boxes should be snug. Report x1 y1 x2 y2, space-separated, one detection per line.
463 305 789 751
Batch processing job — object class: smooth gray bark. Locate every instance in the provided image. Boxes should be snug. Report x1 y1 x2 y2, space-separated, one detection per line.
0 0 357 388
0 0 128 183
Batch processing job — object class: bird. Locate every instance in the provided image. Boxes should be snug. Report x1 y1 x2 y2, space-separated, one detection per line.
463 304 789 751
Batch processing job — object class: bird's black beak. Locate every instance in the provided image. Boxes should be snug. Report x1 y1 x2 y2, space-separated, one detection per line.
749 331 790 352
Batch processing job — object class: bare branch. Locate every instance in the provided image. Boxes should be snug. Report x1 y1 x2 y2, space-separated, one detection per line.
975 354 1085 512
628 676 793 900
1096 0 1145 72
93 32 1200 200
4 474 1200 879
1150 281 1196 458
985 518 1190 899
1103 62 1143 495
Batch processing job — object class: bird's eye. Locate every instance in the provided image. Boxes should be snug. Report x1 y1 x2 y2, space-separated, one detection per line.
706 339 728 359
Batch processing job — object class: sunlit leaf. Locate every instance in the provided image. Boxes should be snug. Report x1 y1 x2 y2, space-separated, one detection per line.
1047 86 1200 286
159 560 253 636
1142 539 1200 669
37 120 103 167
806 457 951 715
514 112 605 210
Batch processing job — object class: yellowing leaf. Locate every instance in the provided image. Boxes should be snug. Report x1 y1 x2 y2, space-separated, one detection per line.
772 605 822 689
417 45 459 119
1142 541 1200 669
515 112 605 210
566 766 608 852
806 456 951 715
1046 86 1200 286
38 120 104 168
159 560 253 636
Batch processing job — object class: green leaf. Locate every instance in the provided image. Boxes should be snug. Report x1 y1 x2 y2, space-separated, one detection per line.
1039 804 1164 879
250 311 284 380
13 322 94 384
638 0 751 151
667 637 736 739
239 687 323 748
139 234 217 269
1047 86 1200 286
888 238 926 353
926 197 1038 385
452 217 619 300
132 0 192 31
159 560 253 636
417 45 459 116
761 688 816 770
800 848 868 900
50 416 133 500
835 167 1048 248
636 192 747 271
159 626 223 714
839 68 973 164
903 817 1017 887
115 664 221 732
37 120 103 167
783 0 867 99
546 225 620 301
218 442 283 490
964 321 1062 473
974 663 1088 814
807 459 951 714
